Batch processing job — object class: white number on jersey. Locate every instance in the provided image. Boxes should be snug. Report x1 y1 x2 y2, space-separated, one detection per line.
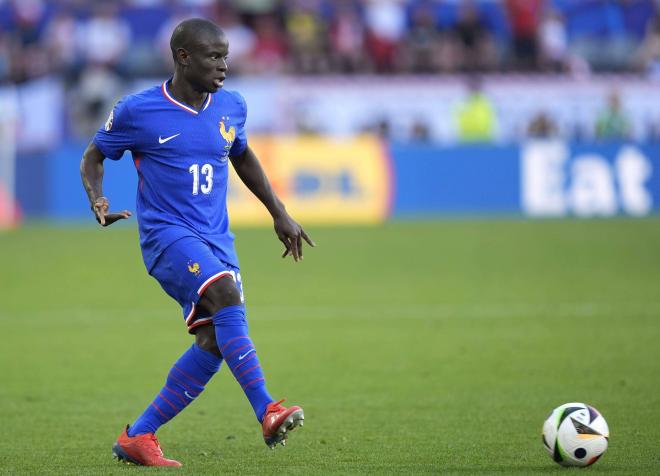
229 270 245 303
189 163 214 195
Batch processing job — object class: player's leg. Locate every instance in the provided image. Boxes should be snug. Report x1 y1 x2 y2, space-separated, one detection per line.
113 238 224 466
125 342 221 437
196 275 273 420
112 341 220 466
197 275 304 448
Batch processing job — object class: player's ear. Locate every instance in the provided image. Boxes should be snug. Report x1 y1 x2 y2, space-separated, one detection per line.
176 48 190 66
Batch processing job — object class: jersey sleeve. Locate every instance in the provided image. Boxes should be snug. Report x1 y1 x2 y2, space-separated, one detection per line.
93 98 135 161
229 92 248 157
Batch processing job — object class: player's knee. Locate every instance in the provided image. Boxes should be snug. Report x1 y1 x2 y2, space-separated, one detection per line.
194 325 221 357
198 275 242 315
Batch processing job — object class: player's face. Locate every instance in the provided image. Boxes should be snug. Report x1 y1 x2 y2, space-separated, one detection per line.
186 34 229 93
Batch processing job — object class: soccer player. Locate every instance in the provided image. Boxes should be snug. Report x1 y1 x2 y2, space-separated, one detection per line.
80 18 314 467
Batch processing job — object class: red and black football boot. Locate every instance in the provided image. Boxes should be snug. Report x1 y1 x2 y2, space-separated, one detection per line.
112 426 182 467
262 399 304 449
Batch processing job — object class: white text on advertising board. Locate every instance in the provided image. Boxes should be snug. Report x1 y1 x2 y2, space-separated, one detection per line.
522 141 652 217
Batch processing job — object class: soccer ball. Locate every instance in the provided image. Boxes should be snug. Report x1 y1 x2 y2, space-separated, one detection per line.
542 402 609 467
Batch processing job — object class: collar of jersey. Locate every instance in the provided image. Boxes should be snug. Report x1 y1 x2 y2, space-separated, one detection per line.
161 80 212 115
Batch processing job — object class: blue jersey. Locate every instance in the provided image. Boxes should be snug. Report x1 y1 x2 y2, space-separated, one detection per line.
93 80 248 271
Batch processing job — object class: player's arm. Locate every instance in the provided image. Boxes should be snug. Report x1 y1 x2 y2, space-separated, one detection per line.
80 141 131 227
230 146 314 261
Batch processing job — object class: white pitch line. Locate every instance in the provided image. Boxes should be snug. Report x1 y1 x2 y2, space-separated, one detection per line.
2 302 659 323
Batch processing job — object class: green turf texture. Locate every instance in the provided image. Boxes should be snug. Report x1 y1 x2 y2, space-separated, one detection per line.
1 219 659 475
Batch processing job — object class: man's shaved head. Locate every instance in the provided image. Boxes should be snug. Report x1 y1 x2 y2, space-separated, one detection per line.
169 18 229 94
170 18 226 63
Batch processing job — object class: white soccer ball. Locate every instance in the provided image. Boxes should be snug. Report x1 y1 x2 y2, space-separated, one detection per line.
542 402 609 467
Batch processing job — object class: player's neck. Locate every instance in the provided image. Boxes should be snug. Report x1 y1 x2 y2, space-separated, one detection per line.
169 76 209 112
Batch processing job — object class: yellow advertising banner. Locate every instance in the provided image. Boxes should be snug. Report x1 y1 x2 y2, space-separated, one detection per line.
227 136 392 225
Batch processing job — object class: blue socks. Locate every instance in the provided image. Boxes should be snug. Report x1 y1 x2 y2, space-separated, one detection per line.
127 305 271 436
213 305 273 422
128 344 222 436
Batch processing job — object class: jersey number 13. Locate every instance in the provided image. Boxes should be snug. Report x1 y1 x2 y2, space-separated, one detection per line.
189 163 213 195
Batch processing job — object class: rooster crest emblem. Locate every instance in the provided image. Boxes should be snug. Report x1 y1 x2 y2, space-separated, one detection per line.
219 121 236 149
187 261 201 276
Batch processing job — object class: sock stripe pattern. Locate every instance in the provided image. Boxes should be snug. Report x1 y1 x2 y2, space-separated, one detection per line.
213 305 273 422
150 402 168 419
150 365 205 421
128 344 222 436
164 385 187 405
167 372 198 397
173 365 204 387
221 335 265 390
220 335 247 353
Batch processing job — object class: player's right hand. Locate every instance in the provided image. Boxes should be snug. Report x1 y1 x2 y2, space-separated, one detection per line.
92 196 132 227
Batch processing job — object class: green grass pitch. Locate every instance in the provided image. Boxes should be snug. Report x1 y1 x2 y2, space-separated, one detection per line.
1 219 659 475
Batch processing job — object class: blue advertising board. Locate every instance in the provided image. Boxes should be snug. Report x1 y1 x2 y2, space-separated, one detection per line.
15 140 660 221
389 143 520 216
390 141 660 218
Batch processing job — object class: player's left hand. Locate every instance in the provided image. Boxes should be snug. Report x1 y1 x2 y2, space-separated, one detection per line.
274 213 315 262
92 196 132 227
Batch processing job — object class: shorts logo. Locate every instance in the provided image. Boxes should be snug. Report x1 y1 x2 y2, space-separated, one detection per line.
187 261 201 276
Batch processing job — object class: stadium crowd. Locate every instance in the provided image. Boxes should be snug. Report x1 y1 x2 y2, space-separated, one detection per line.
2 0 659 146
1 0 660 84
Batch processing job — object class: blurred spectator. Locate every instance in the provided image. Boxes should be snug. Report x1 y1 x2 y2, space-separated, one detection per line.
127 0 169 5
454 77 496 142
180 0 214 6
564 0 638 72
410 118 431 142
70 64 122 138
1 0 659 79
402 2 442 73
0 33 12 84
505 0 543 71
527 112 559 138
363 0 407 72
328 0 367 73
637 9 660 79
231 0 280 16
3 0 660 151
285 1 329 74
249 14 288 74
42 9 78 78
538 8 568 72
371 117 391 140
215 5 257 75
452 1 497 72
595 90 631 140
75 4 131 70
11 0 45 47
7 0 50 82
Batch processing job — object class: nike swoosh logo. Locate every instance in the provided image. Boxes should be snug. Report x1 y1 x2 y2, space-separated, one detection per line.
158 133 180 144
184 391 195 400
238 349 255 361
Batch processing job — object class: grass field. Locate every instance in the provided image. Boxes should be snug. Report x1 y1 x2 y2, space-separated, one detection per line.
1 219 659 475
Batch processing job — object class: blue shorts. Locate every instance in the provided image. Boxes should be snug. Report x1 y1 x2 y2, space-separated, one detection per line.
149 236 245 333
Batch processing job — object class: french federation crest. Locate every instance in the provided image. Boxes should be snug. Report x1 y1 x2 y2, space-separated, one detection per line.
219 119 235 151
187 260 201 276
